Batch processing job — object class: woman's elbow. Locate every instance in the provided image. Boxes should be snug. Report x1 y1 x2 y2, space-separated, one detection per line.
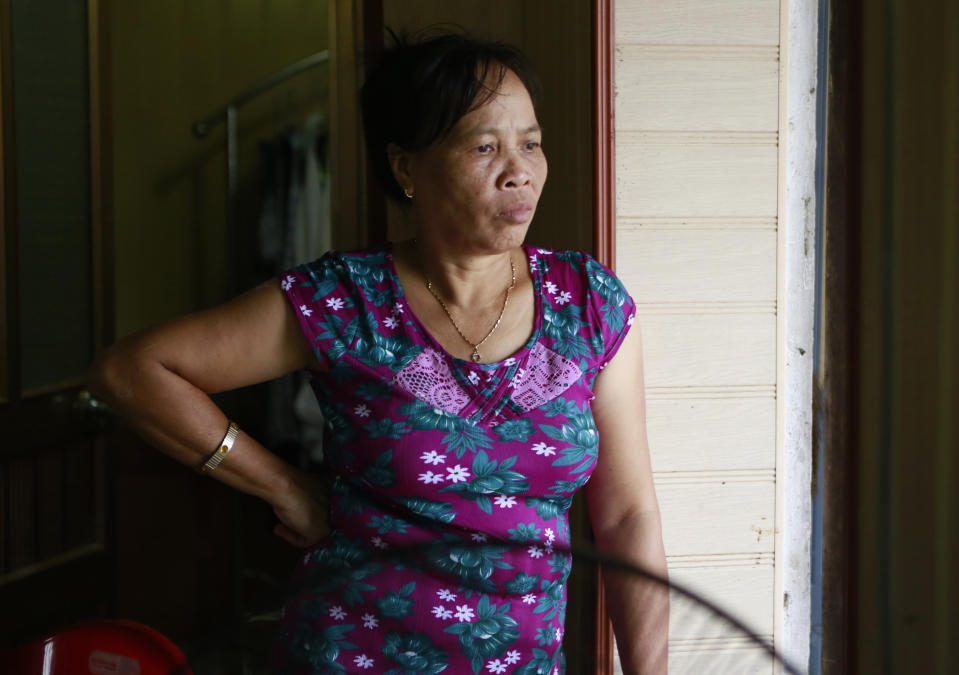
86 344 142 408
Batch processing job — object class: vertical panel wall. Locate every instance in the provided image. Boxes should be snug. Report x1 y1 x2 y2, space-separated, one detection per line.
614 1 785 671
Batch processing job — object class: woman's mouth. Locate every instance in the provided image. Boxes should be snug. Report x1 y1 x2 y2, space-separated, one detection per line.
499 204 533 224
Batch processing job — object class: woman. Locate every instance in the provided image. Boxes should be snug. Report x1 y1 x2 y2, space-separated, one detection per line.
88 33 668 674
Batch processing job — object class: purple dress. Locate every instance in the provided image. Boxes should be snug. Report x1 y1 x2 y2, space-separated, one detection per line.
275 244 635 674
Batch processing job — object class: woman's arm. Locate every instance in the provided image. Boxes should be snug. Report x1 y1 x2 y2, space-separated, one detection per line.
587 320 669 674
87 280 329 547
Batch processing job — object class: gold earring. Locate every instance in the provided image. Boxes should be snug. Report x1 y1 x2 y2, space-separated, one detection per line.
404 187 414 200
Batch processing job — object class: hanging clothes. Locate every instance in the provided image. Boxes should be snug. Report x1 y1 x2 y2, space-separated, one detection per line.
257 115 330 464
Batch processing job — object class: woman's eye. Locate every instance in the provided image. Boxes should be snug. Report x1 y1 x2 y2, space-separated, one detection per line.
476 144 493 154
524 141 541 151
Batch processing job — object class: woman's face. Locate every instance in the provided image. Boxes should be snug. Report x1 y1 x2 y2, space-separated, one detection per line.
401 68 547 254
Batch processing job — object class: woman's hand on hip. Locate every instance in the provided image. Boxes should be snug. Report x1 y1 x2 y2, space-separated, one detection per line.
270 468 331 548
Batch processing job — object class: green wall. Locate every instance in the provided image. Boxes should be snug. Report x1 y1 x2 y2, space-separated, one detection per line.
111 1 328 337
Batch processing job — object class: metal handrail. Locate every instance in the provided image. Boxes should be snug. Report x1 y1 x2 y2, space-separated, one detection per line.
191 50 329 138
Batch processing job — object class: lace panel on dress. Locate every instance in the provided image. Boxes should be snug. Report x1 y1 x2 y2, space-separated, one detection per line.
393 347 471 415
510 342 583 411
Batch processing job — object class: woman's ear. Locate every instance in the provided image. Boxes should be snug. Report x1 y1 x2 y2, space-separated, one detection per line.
387 143 414 195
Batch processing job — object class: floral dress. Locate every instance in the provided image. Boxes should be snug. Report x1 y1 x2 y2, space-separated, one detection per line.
275 244 635 674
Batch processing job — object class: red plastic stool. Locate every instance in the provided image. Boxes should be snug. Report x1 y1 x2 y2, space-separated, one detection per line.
0 619 193 675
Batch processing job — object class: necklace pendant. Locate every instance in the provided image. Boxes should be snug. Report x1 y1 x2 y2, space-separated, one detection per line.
471 350 482 363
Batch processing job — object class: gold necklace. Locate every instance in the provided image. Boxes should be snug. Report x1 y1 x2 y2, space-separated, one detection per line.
425 253 517 363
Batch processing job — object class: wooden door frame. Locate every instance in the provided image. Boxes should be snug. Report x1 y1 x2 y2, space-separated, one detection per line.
591 0 616 672
0 0 115 640
820 0 860 671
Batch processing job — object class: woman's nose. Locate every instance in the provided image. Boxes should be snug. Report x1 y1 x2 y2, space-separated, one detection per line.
498 154 531 189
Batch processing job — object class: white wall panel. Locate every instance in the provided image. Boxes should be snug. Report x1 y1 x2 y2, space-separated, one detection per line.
613 0 788 670
656 477 776 555
616 0 780 46
668 559 775 638
618 229 777 302
640 313 776 388
647 397 776 472
616 47 780 132
617 142 779 217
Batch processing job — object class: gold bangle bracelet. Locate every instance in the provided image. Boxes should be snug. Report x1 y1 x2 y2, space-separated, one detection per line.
199 421 239 473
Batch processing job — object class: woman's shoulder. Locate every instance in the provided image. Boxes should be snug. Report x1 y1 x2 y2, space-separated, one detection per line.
291 245 392 279
529 246 625 291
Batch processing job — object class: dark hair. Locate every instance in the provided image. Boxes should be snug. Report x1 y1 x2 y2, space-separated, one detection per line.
361 29 542 202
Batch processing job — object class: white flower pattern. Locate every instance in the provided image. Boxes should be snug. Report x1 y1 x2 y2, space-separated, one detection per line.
446 465 470 483
532 442 557 457
432 605 453 620
418 471 444 485
454 605 475 622
420 450 445 465
486 660 507 674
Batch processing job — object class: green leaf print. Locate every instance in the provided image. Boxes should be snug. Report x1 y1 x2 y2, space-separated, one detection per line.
493 418 534 443
382 631 449 675
425 542 513 592
508 523 542 543
552 250 584 272
365 418 411 439
367 514 411 535
542 396 579 419
345 251 390 289
364 285 392 308
549 474 590 495
534 626 556 646
442 426 494 458
524 496 572 522
399 400 494 457
586 257 628 307
296 534 382 607
399 400 461 432
354 332 421 370
542 309 591 362
376 582 416 619
398 497 457 524
503 571 541 595
317 402 356 445
515 647 557 674
290 621 357 671
534 578 567 622
549 553 572 578
539 407 600 474
440 451 529 514
356 378 393 401
443 595 520 673
363 449 396 488
309 278 338 301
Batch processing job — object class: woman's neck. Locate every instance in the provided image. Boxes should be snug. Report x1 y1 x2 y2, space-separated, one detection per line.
407 237 520 310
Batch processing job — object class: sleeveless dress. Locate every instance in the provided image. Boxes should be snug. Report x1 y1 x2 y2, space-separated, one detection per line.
275 244 635 674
